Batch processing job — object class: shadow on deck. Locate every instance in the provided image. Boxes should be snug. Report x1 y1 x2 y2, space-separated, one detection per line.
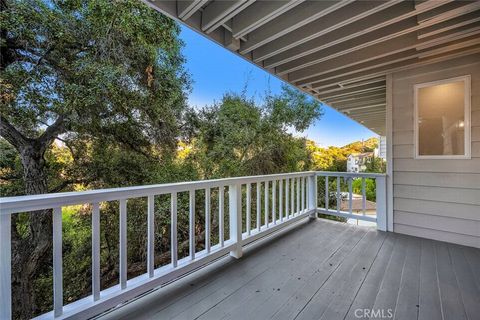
98 219 480 320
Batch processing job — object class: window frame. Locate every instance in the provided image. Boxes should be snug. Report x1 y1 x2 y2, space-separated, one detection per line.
413 75 471 160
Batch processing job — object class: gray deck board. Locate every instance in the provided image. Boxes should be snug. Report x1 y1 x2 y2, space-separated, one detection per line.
98 219 480 320
435 242 468 320
418 239 443 320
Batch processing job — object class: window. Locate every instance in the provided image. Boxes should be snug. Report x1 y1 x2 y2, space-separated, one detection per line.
414 75 471 159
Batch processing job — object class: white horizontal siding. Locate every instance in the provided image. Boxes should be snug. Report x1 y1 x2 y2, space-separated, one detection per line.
393 172 480 189
395 211 480 237
394 198 480 221
394 185 480 206
395 142 480 159
394 223 480 248
394 159 480 173
391 54 480 248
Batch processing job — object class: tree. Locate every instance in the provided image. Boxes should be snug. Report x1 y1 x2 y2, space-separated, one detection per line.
0 0 190 317
187 85 323 178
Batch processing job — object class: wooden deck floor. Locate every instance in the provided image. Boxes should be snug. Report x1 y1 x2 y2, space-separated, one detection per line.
99 219 480 320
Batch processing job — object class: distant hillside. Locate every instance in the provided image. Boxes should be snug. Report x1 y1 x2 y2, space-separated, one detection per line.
307 137 380 172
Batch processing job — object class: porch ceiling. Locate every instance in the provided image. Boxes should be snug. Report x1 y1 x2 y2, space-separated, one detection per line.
144 0 480 136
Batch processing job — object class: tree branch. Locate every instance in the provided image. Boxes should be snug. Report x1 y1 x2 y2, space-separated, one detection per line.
0 115 28 149
38 115 67 147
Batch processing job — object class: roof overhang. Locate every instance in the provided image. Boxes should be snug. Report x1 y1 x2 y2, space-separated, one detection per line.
142 0 480 136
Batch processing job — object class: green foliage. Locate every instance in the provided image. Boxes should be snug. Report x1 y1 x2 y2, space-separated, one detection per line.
352 178 377 202
187 86 323 178
1 0 191 184
308 137 385 173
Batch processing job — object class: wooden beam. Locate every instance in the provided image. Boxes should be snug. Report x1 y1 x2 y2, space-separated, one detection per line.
177 0 209 20
418 10 480 39
338 103 387 113
286 22 480 81
263 0 473 69
224 31 240 51
202 0 255 34
277 19 418 75
261 1 418 67
326 92 386 105
291 25 480 84
417 37 480 58
239 0 353 54
414 0 453 12
318 84 386 101
250 0 400 63
347 109 386 117
307 45 480 89
417 1 480 24
231 0 304 39
334 98 387 110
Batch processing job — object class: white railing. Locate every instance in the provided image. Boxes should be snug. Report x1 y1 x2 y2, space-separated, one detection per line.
0 171 319 319
315 171 387 231
0 171 386 319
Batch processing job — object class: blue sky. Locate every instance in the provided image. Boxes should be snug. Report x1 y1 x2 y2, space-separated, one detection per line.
180 26 376 147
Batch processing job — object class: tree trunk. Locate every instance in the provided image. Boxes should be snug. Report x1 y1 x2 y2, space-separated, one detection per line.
11 144 53 319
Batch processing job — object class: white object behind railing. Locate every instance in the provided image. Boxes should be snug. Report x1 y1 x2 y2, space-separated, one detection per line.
315 171 387 231
0 171 322 320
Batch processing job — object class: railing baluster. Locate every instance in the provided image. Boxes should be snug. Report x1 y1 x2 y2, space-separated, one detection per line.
336 177 341 212
308 174 318 218
205 188 211 253
279 179 283 222
92 203 101 300
362 178 367 216
0 212 11 319
119 199 127 290
272 180 276 225
325 176 329 211
301 177 305 213
219 186 224 247
285 178 289 220
296 178 300 215
348 178 353 214
53 207 63 316
290 178 294 217
147 196 155 278
189 190 195 260
246 183 251 235
264 181 269 228
256 183 261 231
171 192 178 267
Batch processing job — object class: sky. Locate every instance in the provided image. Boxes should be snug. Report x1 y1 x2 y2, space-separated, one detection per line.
180 26 377 147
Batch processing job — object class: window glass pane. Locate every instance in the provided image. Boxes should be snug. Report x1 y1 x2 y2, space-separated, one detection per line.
417 80 465 156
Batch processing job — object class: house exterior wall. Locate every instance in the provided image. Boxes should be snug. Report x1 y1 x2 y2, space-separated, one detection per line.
391 54 480 248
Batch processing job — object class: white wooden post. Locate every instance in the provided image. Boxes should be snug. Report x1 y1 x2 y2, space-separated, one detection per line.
171 192 178 267
0 212 12 319
246 183 251 235
229 183 243 259
376 176 387 231
53 207 63 316
119 200 127 290
219 186 225 247
92 203 101 301
308 174 318 218
205 188 211 253
147 196 155 278
189 190 195 260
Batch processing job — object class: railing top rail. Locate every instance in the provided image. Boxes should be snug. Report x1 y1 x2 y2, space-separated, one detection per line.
316 171 386 179
0 171 316 214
